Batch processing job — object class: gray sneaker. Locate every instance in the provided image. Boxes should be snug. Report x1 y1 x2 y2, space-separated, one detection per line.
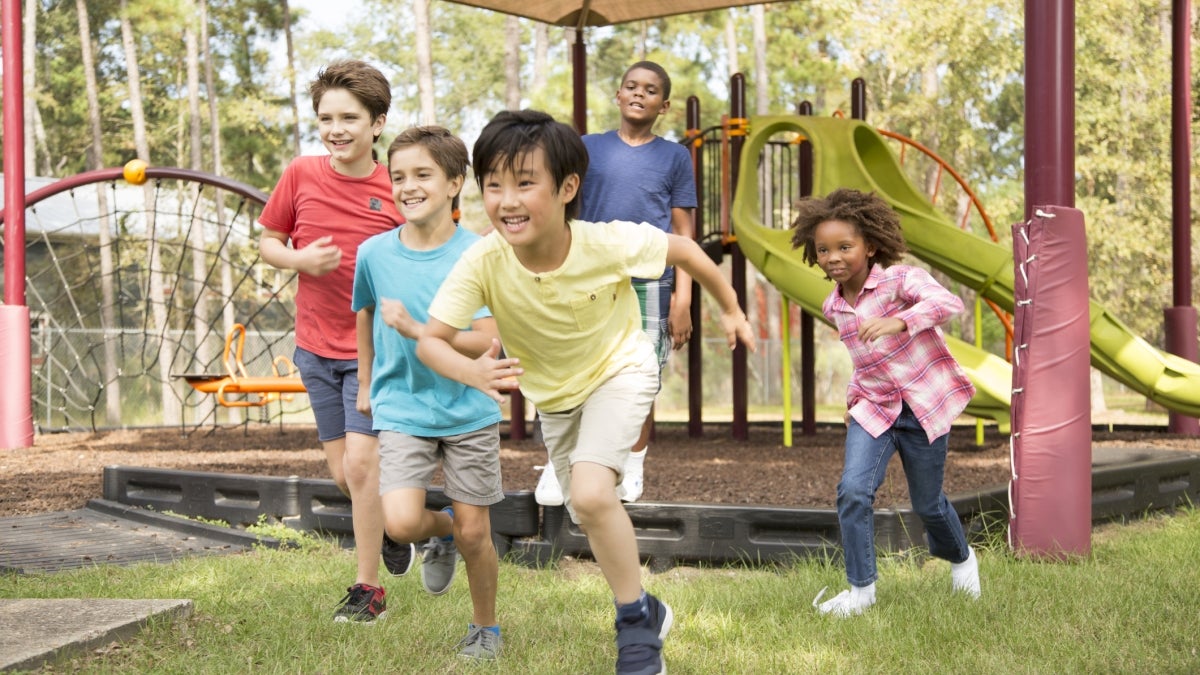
456 624 502 660
420 536 458 595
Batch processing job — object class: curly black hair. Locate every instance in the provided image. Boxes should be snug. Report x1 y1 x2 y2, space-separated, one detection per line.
789 188 908 269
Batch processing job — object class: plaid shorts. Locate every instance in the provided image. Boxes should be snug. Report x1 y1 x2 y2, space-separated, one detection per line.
634 278 672 373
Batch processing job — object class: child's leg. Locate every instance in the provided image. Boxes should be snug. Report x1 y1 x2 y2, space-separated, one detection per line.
440 425 504 625
343 431 384 586
451 502 498 627
550 356 657 604
378 432 454 543
571 461 642 602
837 419 898 587
892 407 970 564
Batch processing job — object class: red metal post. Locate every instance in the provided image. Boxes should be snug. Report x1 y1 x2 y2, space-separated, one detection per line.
797 100 816 436
1 0 35 448
729 74 748 441
1165 0 1198 434
687 95 704 438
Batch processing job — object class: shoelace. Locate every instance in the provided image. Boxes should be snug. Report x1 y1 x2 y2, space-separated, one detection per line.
457 626 500 653
337 586 375 611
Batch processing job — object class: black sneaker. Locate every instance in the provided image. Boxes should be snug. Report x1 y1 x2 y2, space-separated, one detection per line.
382 534 415 576
332 583 387 624
615 593 673 675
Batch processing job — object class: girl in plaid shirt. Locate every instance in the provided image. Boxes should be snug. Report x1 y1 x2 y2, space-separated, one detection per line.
790 188 982 617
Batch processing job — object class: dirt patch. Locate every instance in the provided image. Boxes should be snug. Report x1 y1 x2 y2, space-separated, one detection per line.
2 422 1197 517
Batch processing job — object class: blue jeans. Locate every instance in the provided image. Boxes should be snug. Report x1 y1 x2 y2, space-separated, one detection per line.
837 403 970 587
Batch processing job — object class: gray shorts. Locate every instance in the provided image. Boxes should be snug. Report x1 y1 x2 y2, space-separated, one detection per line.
293 347 377 442
378 424 503 506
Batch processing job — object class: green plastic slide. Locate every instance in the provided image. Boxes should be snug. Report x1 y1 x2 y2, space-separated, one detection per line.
731 115 1200 426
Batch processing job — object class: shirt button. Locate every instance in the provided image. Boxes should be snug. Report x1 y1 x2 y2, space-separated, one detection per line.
534 277 540 282
590 294 596 300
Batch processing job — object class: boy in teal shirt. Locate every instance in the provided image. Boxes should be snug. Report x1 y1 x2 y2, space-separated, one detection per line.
352 126 503 659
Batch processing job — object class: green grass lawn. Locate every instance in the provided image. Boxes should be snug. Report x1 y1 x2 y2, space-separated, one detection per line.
3 509 1198 673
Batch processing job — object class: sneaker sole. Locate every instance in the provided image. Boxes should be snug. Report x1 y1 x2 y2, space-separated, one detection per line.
333 609 388 624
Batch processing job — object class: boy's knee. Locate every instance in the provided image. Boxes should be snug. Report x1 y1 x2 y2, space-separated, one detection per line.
384 512 425 543
452 511 492 549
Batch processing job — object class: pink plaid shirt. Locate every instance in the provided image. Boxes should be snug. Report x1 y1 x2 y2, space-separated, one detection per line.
823 264 975 443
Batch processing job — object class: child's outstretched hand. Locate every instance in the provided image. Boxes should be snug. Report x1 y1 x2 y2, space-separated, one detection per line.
469 339 523 403
719 309 757 352
857 317 907 343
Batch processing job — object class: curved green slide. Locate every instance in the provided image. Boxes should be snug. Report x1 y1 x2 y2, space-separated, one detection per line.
732 114 1200 425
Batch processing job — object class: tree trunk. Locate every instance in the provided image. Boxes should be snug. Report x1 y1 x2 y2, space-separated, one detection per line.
185 1 217 425
532 24 548 93
504 16 521 110
282 0 301 157
414 0 436 124
200 0 238 424
121 0 181 426
752 5 767 115
23 0 36 175
76 0 123 427
725 14 739 78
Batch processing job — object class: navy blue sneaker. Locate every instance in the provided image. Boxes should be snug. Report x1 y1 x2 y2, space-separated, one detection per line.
615 593 673 675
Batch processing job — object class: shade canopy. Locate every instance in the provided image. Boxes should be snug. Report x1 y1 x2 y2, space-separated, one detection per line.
445 0 765 27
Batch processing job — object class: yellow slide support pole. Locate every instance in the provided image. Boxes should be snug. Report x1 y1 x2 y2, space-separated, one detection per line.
781 296 793 447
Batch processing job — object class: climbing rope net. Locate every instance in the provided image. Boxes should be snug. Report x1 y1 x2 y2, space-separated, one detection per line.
2 167 308 433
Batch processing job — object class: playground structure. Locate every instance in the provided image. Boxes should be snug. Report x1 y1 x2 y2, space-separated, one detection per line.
2 2 1198 562
1 76 1199 565
0 166 308 432
176 323 305 409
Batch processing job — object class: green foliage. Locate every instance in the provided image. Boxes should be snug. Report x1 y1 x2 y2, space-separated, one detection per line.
12 0 1196 344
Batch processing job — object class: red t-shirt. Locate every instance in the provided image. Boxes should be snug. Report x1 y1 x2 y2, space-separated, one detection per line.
259 155 402 358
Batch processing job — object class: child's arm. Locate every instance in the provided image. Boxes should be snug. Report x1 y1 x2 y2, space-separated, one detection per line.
668 207 695 350
355 308 374 416
417 320 523 403
258 229 342 277
379 298 499 358
664 234 755 352
857 268 964 342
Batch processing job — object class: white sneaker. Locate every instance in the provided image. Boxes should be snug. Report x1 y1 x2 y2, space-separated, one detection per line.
812 584 876 617
617 450 645 503
951 547 981 599
534 465 563 506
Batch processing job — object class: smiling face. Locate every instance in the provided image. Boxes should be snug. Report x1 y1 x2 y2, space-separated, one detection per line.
481 146 578 253
616 67 669 125
388 144 462 229
813 219 876 296
316 88 385 176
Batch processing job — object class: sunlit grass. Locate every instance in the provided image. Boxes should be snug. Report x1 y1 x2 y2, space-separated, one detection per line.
3 509 1198 673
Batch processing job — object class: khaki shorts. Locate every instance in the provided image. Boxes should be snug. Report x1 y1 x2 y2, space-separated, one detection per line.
538 346 659 523
378 424 503 506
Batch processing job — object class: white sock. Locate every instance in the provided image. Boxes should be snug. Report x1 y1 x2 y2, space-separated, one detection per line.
627 448 647 465
851 582 876 604
951 548 981 599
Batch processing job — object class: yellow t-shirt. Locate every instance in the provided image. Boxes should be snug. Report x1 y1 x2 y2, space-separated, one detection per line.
428 220 668 412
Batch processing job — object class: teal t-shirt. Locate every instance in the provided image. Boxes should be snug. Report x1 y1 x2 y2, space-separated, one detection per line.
351 225 500 436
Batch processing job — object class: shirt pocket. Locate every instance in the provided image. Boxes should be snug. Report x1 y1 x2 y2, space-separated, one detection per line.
569 285 619 331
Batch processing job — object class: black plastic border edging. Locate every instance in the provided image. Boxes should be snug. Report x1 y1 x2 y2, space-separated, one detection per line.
101 449 1200 569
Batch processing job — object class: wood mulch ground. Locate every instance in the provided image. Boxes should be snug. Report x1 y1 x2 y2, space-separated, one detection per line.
3 420 1198 518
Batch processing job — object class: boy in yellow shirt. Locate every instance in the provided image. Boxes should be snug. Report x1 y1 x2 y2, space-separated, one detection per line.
417 109 754 675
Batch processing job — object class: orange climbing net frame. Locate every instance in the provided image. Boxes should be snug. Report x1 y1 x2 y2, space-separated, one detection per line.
176 323 306 407
877 128 1015 358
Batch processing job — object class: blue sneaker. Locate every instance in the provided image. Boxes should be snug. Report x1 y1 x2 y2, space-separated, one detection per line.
421 507 458 595
615 593 673 675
